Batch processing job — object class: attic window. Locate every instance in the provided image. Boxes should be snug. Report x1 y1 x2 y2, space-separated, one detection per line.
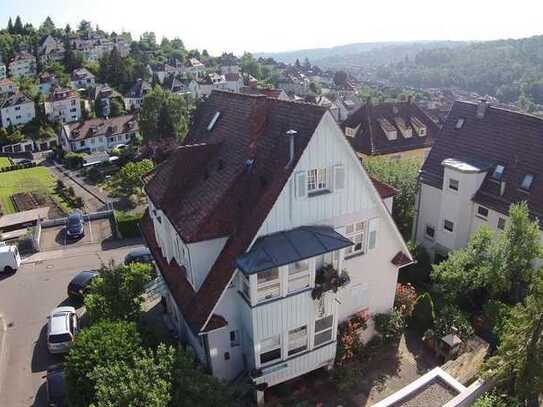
520 174 534 191
207 112 221 131
491 165 505 180
455 118 465 129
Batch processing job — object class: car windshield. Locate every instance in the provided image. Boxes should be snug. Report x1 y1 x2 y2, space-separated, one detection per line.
68 216 81 226
49 333 72 343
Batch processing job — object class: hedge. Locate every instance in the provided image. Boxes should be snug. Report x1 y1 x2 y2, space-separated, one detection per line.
0 162 37 172
115 211 143 238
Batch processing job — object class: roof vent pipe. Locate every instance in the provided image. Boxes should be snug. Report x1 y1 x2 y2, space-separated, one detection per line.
500 180 506 196
285 129 298 168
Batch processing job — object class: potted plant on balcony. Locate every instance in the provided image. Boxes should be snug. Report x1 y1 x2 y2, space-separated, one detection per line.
311 264 350 300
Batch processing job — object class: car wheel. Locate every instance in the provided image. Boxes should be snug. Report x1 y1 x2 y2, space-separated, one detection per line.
4 266 14 274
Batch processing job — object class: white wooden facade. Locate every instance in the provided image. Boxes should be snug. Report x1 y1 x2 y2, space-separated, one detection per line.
147 111 411 388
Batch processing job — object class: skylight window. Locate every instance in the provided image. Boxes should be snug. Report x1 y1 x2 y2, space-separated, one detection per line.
455 118 465 129
207 112 221 131
520 174 534 191
491 165 505 180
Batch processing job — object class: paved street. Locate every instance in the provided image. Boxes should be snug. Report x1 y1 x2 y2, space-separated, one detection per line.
0 242 145 406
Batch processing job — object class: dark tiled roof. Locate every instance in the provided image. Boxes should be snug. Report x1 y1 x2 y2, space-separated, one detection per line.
224 72 241 82
65 114 138 141
342 101 440 156
144 90 327 332
0 92 33 108
421 101 543 221
71 67 95 81
391 251 413 267
127 79 151 98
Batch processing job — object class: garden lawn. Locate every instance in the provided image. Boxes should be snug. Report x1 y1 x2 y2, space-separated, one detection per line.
0 157 12 168
0 167 70 214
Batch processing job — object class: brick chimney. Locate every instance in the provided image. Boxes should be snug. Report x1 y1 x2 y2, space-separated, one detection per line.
476 99 488 119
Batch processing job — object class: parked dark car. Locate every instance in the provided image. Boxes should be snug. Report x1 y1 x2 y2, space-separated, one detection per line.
67 270 99 301
46 364 65 406
124 248 153 265
66 212 85 239
18 159 33 165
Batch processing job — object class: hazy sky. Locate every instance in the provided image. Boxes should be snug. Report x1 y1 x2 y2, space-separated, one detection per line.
1 0 542 55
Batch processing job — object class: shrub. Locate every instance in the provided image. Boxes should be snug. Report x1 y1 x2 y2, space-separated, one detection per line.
56 179 65 190
400 243 432 286
73 196 84 208
336 313 368 365
128 194 140 209
67 186 75 196
331 364 363 392
410 292 435 333
374 310 405 343
472 393 523 407
434 304 474 341
115 211 143 238
64 152 85 169
482 300 513 342
394 283 417 317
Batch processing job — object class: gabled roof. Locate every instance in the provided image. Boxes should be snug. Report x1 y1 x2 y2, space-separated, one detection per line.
71 67 95 81
421 100 543 221
65 114 138 141
342 100 440 156
127 79 151 98
144 91 327 331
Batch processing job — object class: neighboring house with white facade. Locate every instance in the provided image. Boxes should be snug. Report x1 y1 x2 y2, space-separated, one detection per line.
414 100 543 260
189 73 228 98
45 88 81 124
223 72 244 93
8 51 37 78
123 79 151 111
0 78 17 95
71 68 96 89
38 35 65 65
0 92 36 128
70 33 130 63
58 114 139 153
141 90 412 403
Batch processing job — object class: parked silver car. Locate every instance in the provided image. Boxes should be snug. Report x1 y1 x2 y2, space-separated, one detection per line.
47 307 78 354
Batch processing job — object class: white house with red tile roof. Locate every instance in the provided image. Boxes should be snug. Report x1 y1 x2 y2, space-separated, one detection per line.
142 91 412 402
45 88 81 124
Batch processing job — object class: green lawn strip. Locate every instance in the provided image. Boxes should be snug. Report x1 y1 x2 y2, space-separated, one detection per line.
0 167 73 214
0 157 13 168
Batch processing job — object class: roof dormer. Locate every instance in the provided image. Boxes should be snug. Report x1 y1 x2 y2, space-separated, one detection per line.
378 118 397 141
394 117 412 138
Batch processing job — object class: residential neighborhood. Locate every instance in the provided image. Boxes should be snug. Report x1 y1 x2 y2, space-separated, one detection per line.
0 8 541 407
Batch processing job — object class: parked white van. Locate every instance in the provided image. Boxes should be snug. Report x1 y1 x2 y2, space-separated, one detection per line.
0 242 21 273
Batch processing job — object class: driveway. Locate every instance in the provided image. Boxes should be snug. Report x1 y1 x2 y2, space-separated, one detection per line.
39 218 114 252
0 242 146 406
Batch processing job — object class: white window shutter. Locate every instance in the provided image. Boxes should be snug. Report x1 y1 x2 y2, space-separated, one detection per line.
333 164 345 191
295 171 307 199
368 218 379 250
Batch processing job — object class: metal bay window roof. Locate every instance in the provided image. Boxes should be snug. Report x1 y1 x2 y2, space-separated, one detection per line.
236 226 354 275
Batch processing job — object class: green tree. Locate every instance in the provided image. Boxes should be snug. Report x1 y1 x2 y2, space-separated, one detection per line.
240 52 261 79
169 347 237 407
65 321 142 407
110 97 126 117
362 156 421 237
84 262 153 323
78 20 92 35
39 16 56 35
432 202 541 305
13 16 23 34
483 273 543 406
140 86 191 142
90 344 175 407
117 159 154 194
7 18 13 34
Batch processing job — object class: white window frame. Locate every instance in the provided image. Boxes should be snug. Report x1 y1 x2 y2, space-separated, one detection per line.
258 335 282 367
256 268 280 303
477 206 489 220
288 325 308 356
344 221 367 257
306 168 328 194
288 260 311 293
313 315 334 347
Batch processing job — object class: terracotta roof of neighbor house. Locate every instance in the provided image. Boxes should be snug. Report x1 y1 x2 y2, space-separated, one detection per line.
391 251 413 267
371 177 399 199
48 87 79 102
239 87 286 99
342 100 440 156
143 90 327 332
0 78 15 87
10 51 35 62
65 114 138 141
0 92 33 108
421 100 543 222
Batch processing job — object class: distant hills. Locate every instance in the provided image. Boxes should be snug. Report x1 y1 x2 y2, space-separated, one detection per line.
255 41 467 69
257 35 543 109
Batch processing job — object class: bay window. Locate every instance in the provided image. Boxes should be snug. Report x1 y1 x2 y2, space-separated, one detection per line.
256 268 280 302
259 335 281 365
314 315 334 347
288 325 308 356
288 260 310 293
